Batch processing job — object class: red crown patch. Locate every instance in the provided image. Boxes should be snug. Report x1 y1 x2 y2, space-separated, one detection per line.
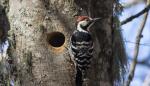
76 16 90 22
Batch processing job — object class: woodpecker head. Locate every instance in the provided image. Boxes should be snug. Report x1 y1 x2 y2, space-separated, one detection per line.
76 16 100 32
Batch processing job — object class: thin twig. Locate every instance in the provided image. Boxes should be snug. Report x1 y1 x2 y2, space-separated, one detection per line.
124 0 150 86
121 4 150 25
137 60 150 67
124 40 150 47
128 57 150 67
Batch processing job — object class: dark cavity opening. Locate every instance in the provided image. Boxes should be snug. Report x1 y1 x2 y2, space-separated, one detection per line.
47 32 65 47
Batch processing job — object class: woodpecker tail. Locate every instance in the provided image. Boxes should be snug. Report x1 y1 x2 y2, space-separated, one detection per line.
76 67 83 86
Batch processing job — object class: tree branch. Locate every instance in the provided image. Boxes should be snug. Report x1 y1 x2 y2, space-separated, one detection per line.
124 0 150 86
137 60 150 67
121 3 150 25
128 57 150 67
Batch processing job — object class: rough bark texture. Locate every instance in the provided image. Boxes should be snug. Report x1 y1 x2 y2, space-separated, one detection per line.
0 0 126 86
8 0 75 86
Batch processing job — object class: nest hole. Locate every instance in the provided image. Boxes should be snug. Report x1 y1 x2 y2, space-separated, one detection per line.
47 32 65 47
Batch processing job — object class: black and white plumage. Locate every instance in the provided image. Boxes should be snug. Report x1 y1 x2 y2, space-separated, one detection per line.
70 16 99 86
71 30 93 71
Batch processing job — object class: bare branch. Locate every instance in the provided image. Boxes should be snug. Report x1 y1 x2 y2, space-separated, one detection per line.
124 0 150 86
128 57 150 67
121 4 150 25
137 60 150 67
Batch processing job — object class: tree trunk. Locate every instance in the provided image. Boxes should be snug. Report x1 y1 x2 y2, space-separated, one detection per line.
0 0 126 86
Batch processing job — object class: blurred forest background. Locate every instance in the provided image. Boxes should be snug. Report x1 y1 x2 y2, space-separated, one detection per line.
120 0 150 86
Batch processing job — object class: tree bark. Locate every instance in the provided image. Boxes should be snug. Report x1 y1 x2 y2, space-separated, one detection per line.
0 0 126 86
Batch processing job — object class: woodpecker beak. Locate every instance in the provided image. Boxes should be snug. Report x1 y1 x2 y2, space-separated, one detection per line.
91 17 101 22
88 17 101 25
88 17 101 24
87 17 101 31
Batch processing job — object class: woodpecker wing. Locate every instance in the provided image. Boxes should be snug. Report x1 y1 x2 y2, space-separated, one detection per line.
70 30 93 70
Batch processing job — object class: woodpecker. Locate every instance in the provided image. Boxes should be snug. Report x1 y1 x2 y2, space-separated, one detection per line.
70 16 100 86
